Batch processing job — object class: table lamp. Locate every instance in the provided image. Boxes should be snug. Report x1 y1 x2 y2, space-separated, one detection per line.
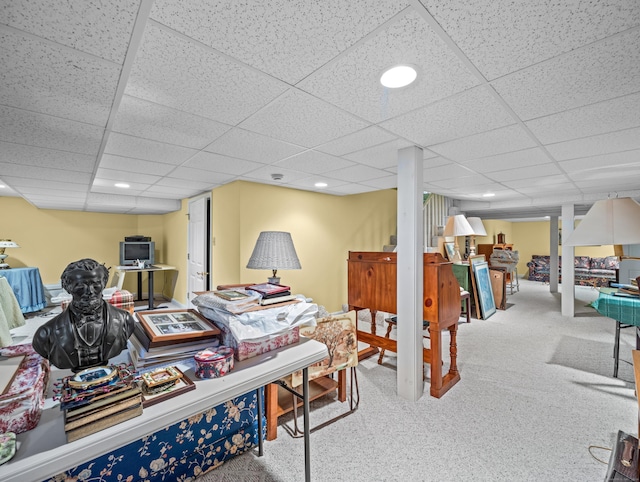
564 197 640 246
466 217 487 256
246 231 301 284
0 240 20 269
443 215 475 263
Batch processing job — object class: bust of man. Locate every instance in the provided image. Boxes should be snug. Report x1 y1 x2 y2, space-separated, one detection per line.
32 258 135 372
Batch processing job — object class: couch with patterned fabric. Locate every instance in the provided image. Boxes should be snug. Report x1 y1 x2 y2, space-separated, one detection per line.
526 255 619 286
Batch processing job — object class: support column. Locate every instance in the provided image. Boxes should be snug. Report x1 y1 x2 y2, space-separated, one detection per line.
396 146 424 401
561 204 575 317
549 216 559 293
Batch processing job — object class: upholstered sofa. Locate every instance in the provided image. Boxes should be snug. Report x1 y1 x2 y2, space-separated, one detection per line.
526 255 619 286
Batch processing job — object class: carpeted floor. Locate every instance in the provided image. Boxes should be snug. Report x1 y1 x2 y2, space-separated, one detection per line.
196 279 638 481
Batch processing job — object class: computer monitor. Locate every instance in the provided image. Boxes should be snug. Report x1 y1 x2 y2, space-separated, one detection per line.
119 241 155 267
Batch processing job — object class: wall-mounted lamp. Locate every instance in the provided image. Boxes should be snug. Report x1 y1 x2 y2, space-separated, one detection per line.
246 231 301 284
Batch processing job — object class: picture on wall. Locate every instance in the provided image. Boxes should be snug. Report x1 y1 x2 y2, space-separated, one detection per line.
473 261 496 320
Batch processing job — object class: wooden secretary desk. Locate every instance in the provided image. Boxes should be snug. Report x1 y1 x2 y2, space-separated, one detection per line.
347 251 461 398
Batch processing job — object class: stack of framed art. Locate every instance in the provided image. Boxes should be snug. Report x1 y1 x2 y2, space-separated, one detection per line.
468 256 497 320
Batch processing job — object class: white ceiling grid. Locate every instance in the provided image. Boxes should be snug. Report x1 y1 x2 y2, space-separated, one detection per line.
0 0 638 218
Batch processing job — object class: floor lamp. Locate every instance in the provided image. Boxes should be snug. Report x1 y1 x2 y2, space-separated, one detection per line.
443 215 475 263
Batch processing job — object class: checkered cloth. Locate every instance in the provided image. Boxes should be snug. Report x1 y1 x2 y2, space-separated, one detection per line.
592 292 640 326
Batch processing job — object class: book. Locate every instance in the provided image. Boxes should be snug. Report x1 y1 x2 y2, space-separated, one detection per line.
261 290 291 299
259 293 298 305
246 283 291 296
65 402 143 442
63 384 141 419
64 391 142 431
214 289 250 301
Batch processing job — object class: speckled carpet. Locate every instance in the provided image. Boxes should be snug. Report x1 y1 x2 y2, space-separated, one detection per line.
197 279 637 481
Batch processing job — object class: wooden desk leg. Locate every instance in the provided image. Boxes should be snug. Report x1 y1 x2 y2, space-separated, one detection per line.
448 324 458 376
337 370 347 402
265 383 278 441
429 327 443 396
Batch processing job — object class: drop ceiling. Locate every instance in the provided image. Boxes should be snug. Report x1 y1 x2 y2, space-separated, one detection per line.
1 1 639 218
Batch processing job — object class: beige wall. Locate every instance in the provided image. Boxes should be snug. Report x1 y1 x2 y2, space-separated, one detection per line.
1 196 182 300
212 181 397 312
3 183 396 311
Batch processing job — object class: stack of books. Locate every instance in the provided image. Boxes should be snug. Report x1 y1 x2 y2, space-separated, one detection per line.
57 365 142 442
611 279 640 297
128 321 220 370
246 283 298 305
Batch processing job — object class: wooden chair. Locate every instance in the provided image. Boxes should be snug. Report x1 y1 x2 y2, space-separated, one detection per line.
267 311 360 439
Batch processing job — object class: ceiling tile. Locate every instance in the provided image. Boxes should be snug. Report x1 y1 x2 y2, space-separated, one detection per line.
323 164 391 183
125 23 288 125
155 177 215 191
546 126 640 161
204 128 305 163
274 150 355 174
298 10 479 122
316 127 399 157
362 175 398 190
492 28 640 120
287 176 349 192
430 124 537 162
0 0 138 63
560 150 640 173
526 92 640 144
0 105 103 155
113 96 231 149
183 151 265 175
104 132 198 165
0 142 96 172
0 29 121 126
95 168 161 185
380 86 514 146
344 141 405 169
423 0 640 80
2 177 89 191
240 165 310 184
100 154 176 176
488 163 563 182
0 162 90 183
239 89 369 147
461 147 552 173
166 166 235 184
150 0 410 84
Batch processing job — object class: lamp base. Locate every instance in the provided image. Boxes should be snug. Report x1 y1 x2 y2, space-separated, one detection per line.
268 276 281 285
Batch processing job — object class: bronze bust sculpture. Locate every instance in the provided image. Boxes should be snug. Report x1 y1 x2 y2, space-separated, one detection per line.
32 259 135 372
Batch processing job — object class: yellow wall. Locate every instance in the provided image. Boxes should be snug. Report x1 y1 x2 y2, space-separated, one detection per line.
3 183 396 311
212 181 397 312
1 196 181 299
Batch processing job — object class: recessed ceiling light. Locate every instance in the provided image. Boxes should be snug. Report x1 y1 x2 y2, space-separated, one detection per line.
482 192 495 198
115 183 130 189
314 182 328 188
0 185 5 188
380 65 417 88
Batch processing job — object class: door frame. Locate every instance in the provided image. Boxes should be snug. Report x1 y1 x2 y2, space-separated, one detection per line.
187 193 211 306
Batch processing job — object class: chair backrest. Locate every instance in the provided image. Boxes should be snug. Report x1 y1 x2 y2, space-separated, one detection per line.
289 310 358 387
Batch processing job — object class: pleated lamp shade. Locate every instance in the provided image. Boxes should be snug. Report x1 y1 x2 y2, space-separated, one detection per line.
246 231 301 284
466 217 487 236
564 197 640 246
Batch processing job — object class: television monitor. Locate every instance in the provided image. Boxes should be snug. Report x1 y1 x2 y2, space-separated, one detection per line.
119 241 155 267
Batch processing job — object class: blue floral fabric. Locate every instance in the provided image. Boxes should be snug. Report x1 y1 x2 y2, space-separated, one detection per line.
44 389 263 482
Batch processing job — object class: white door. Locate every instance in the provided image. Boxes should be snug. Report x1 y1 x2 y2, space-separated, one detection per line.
187 196 210 308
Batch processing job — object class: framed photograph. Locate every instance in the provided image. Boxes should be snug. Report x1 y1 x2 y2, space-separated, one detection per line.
443 242 455 260
473 261 496 320
141 368 195 408
136 309 219 346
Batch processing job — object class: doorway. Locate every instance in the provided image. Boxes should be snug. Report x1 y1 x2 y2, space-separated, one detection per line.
187 195 211 307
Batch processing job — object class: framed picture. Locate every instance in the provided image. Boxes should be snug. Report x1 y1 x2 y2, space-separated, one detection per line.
473 261 496 320
136 309 219 345
444 242 455 260
141 368 195 408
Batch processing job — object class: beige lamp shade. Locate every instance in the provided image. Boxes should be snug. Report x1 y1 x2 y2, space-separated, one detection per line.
466 217 487 236
564 197 640 246
443 215 475 237
0 240 19 248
